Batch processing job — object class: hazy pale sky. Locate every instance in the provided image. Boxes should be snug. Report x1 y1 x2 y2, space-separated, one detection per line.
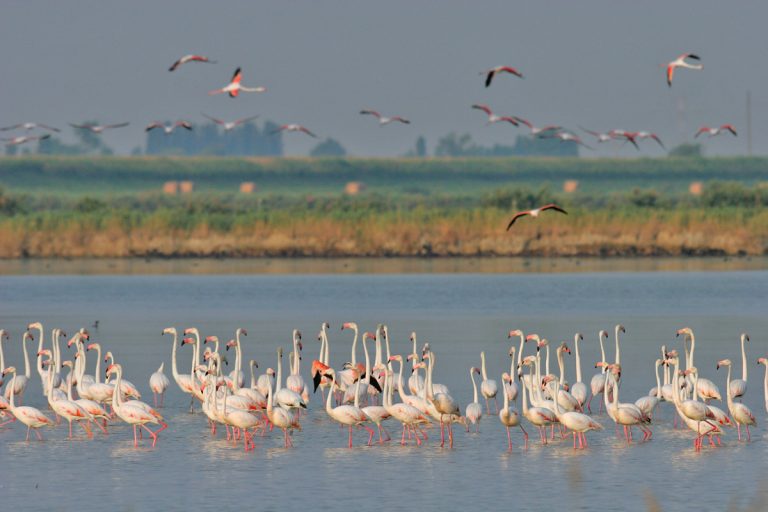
2 1 766 156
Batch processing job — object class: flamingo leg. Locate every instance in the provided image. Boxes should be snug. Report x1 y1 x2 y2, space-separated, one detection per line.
737 423 741 441
26 425 31 441
747 425 751 442
439 420 445 447
401 425 407 445
364 425 375 446
153 392 158 408
69 419 73 439
133 425 138 447
348 425 353 448
485 397 491 414
519 424 529 449
572 431 577 449
34 427 43 441
494 397 499 414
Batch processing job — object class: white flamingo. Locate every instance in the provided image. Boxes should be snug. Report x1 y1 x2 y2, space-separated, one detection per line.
202 113 259 132
2 366 54 441
208 67 266 97
717 359 756 441
168 54 215 72
149 362 170 408
665 53 702 87
360 109 410 125
729 333 749 400
465 367 483 432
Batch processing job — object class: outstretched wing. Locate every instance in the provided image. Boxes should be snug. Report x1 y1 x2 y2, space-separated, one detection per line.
360 109 381 118
484 70 495 88
540 204 568 215
666 65 675 87
506 211 530 230
472 104 492 116
202 113 225 125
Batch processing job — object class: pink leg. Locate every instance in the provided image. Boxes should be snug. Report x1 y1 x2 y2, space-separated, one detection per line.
485 397 491 414
26 425 32 441
506 426 512 451
348 426 353 448
35 428 43 441
519 424 529 449
573 431 577 449
401 425 407 445
747 425 751 442
365 425 375 446
133 425 139 447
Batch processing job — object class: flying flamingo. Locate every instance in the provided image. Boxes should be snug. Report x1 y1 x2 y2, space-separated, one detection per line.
70 122 129 133
208 68 266 98
695 124 737 138
168 54 216 72
499 372 527 450
145 121 193 134
2 134 51 146
505 204 568 230
579 127 617 143
717 359 756 441
465 367 483 432
0 122 60 132
665 53 702 87
471 104 518 126
149 362 170 407
359 110 411 126
513 117 561 137
609 130 640 150
271 124 317 138
545 131 593 148
481 65 524 87
202 114 259 131
636 131 666 149
2 367 54 441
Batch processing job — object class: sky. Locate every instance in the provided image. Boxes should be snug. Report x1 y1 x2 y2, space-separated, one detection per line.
1 0 766 157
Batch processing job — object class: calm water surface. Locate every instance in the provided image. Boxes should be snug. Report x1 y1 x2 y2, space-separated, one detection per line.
1 268 767 511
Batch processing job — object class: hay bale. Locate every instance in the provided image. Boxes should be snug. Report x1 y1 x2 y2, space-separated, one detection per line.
179 181 194 194
689 181 704 196
162 181 178 195
240 182 257 194
563 180 579 193
344 181 366 195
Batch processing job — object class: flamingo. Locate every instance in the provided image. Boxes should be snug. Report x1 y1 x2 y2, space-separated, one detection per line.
758 357 768 413
570 333 588 410
61 359 109 435
677 327 721 401
519 356 556 444
3 331 32 403
506 204 567 230
161 327 197 408
286 329 308 403
361 364 392 443
635 131 666 149
2 367 54 441
729 333 749 400
717 359 756 441
479 351 498 413
168 54 216 72
271 124 317 138
106 363 162 447
217 373 262 452
471 104 518 126
695 124 737 138
481 65 524 87
209 67 266 97
602 367 651 443
609 130 640 150
465 367 483 432
544 375 602 449
554 342 581 412
579 127 618 143
0 122 60 132
27 322 49 396
635 359 663 419
665 53 702 87
202 114 259 131
274 347 306 411
2 134 51 146
407 332 425 394
668 357 721 451
382 364 430 446
265 366 298 448
226 328 248 389
323 368 375 448
544 131 593 148
102 350 142 399
587 330 609 413
149 362 170 407
145 121 192 134
425 351 461 448
42 356 93 439
503 346 519 402
513 117 561 137
360 109 410 125
69 122 129 133
499 372 527 450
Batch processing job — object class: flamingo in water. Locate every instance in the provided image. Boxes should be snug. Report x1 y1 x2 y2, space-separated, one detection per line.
149 362 170 407
717 359 756 441
665 53 702 87
209 68 266 97
2 366 54 440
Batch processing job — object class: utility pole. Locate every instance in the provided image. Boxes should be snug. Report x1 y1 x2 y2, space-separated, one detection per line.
746 90 753 156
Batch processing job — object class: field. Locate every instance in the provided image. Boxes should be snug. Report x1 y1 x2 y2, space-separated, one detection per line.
0 155 767 258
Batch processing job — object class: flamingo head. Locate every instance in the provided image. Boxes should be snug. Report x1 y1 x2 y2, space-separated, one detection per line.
757 357 767 366
501 372 511 383
0 330 8 341
741 333 750 342
676 327 692 338
525 334 540 343
665 349 679 359
62 360 73 369
388 355 402 363
181 337 194 346
599 330 608 339
250 359 259 368
23 331 34 341
560 342 571 355
521 355 536 366
27 321 43 331
37 349 51 357
162 327 176 336
86 342 98 352
716 359 732 370
508 347 516 358
204 335 218 344
341 322 356 331
508 329 522 338
594 361 608 369
266 368 276 377
238 328 248 337
616 324 626 334
225 339 236 351
471 367 481 375
3 366 17 375
409 332 417 342
574 333 583 341
183 327 198 335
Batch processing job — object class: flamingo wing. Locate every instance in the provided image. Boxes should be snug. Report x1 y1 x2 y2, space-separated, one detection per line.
360 110 381 118
0 124 22 131
176 121 193 130
145 122 163 132
235 115 259 125
684 53 701 61
650 134 665 149
231 67 243 84
506 211 530 230
666 65 675 87
392 117 410 124
540 204 568 215
484 70 495 88
500 66 524 78
300 126 317 138
472 104 493 116
498 116 519 126
513 116 533 129
37 123 60 132
722 124 737 136
694 127 709 138
202 113 225 125
104 122 129 130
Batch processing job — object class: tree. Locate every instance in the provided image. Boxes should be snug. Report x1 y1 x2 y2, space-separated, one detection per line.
435 132 483 156
415 136 427 157
310 138 346 157
668 143 702 157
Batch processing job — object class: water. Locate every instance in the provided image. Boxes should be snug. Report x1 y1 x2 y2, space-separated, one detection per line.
1 267 767 511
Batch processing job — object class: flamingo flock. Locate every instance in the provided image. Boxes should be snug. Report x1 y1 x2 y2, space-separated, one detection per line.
2 49 738 153
1 321 765 454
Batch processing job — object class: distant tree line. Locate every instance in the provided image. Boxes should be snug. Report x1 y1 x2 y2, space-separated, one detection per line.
145 120 284 156
434 132 578 157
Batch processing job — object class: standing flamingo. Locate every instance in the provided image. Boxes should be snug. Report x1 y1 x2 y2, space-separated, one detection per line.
570 333 588 409
717 359 756 441
479 351 498 413
588 330 609 413
323 368 374 448
544 375 602 449
149 362 170 407
3 331 32 403
519 356 556 445
499 372 527 450
465 367 483 432
1 367 54 441
382 364 430 446
729 333 749 400
758 357 768 413
107 363 162 447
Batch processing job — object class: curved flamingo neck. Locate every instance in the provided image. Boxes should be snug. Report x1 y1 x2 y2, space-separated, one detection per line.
21 334 31 379
654 361 661 396
724 364 734 411
470 369 479 403
170 331 181 383
740 335 748 381
557 347 566 385
574 336 583 383
598 333 606 372
350 327 358 366
480 352 489 380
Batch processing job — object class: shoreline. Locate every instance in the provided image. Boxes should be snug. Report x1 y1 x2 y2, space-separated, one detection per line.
1 256 766 275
